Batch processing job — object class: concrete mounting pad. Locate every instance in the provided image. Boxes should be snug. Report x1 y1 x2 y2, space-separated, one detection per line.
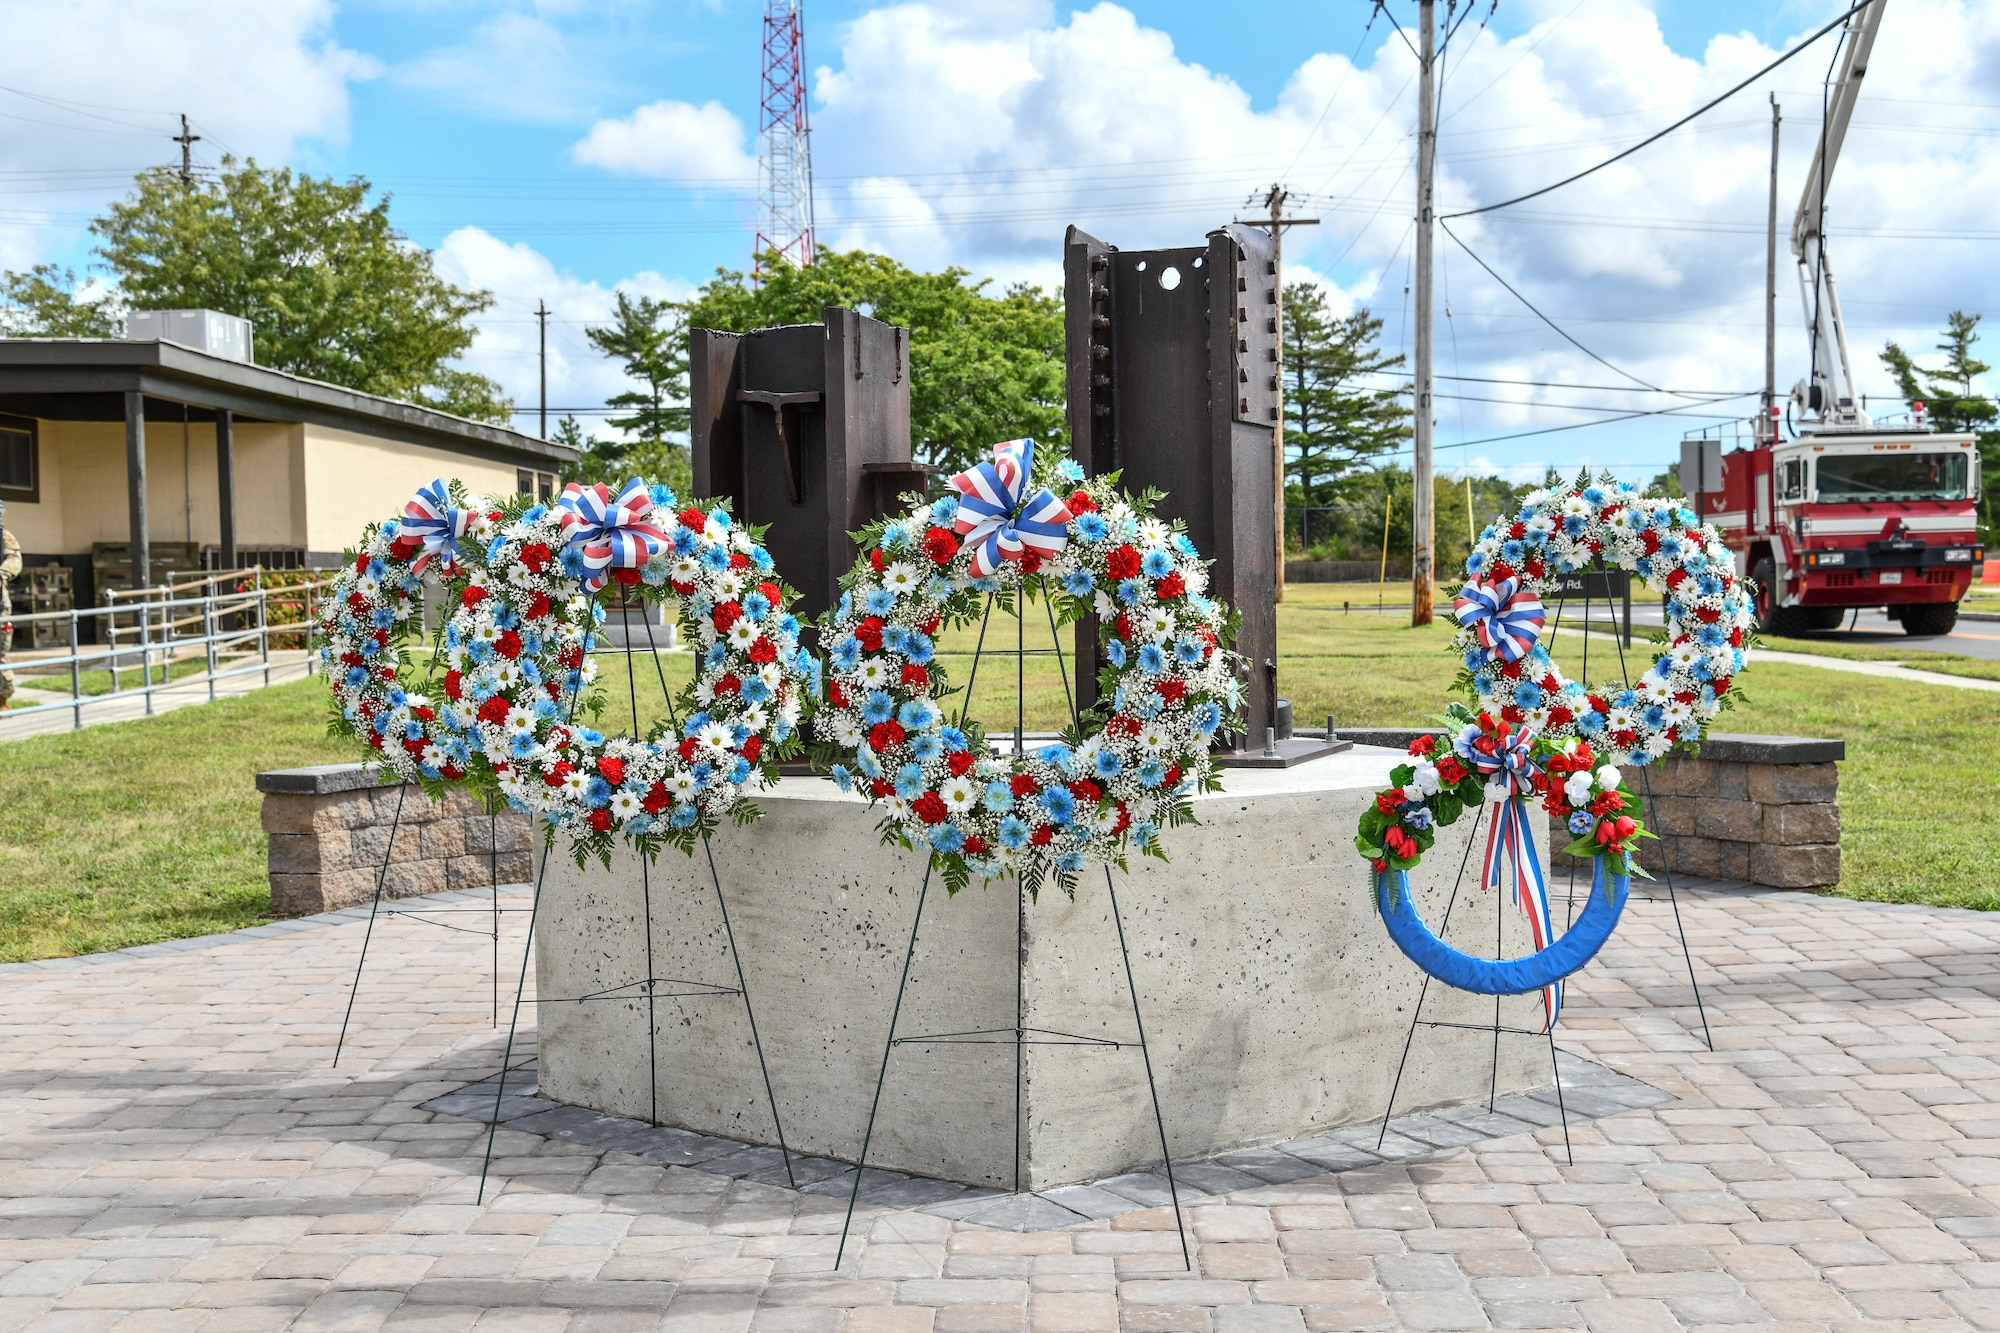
532 748 1560 1192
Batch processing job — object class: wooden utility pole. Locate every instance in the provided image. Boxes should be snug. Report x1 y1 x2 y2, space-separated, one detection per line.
172 115 201 187
1411 0 1437 626
1245 184 1317 603
536 301 550 438
1763 95 1782 443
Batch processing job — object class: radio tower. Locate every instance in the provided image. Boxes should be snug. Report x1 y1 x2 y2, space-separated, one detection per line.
756 0 815 273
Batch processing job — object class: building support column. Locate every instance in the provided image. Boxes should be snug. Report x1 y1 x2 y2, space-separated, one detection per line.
216 408 237 569
124 389 149 590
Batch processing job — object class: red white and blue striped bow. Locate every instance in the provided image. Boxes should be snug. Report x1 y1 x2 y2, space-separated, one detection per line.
556 479 667 593
1460 723 1562 1032
1453 575 1546 664
401 479 474 575
947 439 1076 580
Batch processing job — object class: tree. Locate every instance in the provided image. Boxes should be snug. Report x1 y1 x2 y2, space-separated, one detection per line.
683 249 1064 476
574 292 693 497
1880 311 2000 538
0 264 121 337
0 159 511 421
1282 285 1410 510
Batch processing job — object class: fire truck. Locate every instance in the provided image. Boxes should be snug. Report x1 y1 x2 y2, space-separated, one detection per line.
1682 0 1983 637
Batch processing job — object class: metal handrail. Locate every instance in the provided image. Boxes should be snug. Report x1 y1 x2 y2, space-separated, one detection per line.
6 571 337 731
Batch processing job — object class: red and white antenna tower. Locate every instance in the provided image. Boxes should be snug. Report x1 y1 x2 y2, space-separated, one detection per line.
756 0 815 272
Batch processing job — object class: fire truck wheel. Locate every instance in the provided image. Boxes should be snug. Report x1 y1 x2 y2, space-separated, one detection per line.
1900 602 1959 637
1806 606 1849 632
1751 558 1808 637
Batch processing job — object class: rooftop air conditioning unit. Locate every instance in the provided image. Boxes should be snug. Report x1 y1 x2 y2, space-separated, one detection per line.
125 309 254 364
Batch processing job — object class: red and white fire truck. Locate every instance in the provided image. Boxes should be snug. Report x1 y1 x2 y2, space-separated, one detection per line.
1682 0 1984 636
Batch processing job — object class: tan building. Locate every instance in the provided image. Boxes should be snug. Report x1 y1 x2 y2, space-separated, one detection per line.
0 334 573 607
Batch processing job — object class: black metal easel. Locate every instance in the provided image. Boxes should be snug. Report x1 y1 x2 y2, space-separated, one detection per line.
835 582 1188 1270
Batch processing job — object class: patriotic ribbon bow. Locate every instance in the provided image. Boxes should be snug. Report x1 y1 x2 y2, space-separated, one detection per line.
946 438 1075 580
401 479 474 576
1453 575 1546 665
1458 721 1563 1032
556 479 667 593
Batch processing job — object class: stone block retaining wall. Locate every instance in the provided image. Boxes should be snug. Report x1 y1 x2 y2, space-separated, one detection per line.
1335 730 1844 890
257 764 532 916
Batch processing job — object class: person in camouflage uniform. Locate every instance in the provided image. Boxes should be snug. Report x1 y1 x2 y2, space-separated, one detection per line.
0 500 20 709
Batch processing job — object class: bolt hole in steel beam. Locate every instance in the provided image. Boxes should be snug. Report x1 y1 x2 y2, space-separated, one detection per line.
1159 266 1182 291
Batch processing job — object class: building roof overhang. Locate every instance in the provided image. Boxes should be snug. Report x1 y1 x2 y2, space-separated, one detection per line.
0 338 575 468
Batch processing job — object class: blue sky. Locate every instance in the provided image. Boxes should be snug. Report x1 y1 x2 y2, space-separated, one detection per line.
4 0 1997 482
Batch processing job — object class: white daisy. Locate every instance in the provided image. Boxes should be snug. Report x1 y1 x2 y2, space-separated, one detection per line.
1137 518 1172 549
560 769 591 797
757 663 782 692
504 706 538 735
719 570 748 598
882 562 923 595
472 621 500 644
1607 708 1635 732
1092 805 1123 835
669 772 698 802
698 721 735 753
579 658 599 683
856 659 891 689
941 776 979 813
467 568 491 589
672 556 701 583
420 744 446 769
778 696 802 727
1144 608 1174 639
832 715 862 746
884 795 909 821
739 704 769 732
610 790 643 819
732 529 755 553
1138 722 1170 756
495 663 523 690
496 769 527 798
727 620 760 649
695 679 718 706
1094 591 1117 618
355 575 380 598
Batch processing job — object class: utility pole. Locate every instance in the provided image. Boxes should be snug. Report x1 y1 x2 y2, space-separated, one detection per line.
172 114 201 187
1411 0 1437 627
536 301 550 438
1247 183 1318 604
1763 95 1781 444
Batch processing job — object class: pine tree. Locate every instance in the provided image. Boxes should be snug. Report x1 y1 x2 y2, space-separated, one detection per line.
1881 311 1999 537
1283 285 1410 509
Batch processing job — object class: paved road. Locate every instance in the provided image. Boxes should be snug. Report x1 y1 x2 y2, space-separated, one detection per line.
5 878 2000 1328
1553 601 2000 661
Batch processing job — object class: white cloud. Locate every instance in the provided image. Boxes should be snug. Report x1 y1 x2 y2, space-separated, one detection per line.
0 0 373 268
392 13 591 124
779 0 2000 474
572 100 758 184
433 227 692 436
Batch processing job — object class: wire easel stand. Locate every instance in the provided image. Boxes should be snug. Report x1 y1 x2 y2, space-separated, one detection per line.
835 583 1188 1271
475 593 796 1203
1551 578 1712 1051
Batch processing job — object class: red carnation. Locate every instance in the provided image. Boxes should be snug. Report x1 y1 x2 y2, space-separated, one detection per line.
871 778 896 799
758 581 782 606
1106 545 1142 580
912 792 949 825
1068 489 1097 513
598 756 626 786
1642 528 1661 554
679 737 701 762
869 721 906 751
1020 552 1043 574
920 616 941 637
964 836 990 855
545 761 574 788
1068 779 1103 805
679 507 708 531
730 552 751 570
1547 706 1574 728
1106 714 1140 738
1665 567 1688 589
748 637 777 665
947 751 975 777
588 809 613 833
923 526 959 566
460 586 488 610
1114 611 1135 641
643 783 670 814
1030 824 1055 847
829 681 850 708
1163 765 1181 788
1509 521 1527 540
403 737 427 758
713 601 743 632
354 553 369 574
856 617 886 652
901 664 929 691
1501 704 1524 724
1011 773 1041 798
1490 562 1515 582
477 695 511 727
1696 606 1720 624
1155 572 1186 599
868 549 886 573
444 670 464 701
496 630 523 660
520 543 552 573
742 736 762 762
716 673 742 695
412 705 435 724
1154 678 1187 705
525 592 551 618
612 567 642 586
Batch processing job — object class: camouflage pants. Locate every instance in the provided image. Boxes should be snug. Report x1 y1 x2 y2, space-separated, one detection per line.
0 611 12 705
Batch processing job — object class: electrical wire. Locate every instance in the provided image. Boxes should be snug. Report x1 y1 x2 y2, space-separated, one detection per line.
1444 0 1879 219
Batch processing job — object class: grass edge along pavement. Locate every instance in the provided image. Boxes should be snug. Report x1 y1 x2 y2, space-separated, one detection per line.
2 615 1996 963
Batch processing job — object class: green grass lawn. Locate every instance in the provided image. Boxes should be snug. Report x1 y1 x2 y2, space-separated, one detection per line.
3 588 1995 963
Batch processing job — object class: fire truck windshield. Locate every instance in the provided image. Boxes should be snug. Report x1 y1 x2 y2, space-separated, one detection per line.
1815 451 1970 503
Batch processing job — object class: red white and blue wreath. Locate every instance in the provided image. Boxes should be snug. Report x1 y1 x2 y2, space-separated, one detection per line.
321 477 815 861
812 439 1240 898
1352 474 1752 1032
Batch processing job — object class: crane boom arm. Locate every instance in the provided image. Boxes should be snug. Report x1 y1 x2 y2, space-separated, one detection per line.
1791 0 1885 258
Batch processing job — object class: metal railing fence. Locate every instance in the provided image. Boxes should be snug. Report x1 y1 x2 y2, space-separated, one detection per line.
6 568 338 731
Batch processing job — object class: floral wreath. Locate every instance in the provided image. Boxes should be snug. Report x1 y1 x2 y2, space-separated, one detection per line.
1454 471 1754 768
1350 477 1750 1031
321 477 815 861
812 439 1240 899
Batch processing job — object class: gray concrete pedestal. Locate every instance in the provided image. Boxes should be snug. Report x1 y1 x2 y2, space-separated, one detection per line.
533 747 1554 1192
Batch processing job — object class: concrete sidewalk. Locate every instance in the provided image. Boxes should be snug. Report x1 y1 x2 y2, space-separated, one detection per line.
4 871 2000 1329
0 651 313 741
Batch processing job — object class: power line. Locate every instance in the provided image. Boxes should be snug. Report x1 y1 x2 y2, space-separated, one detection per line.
1444 0 1879 220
